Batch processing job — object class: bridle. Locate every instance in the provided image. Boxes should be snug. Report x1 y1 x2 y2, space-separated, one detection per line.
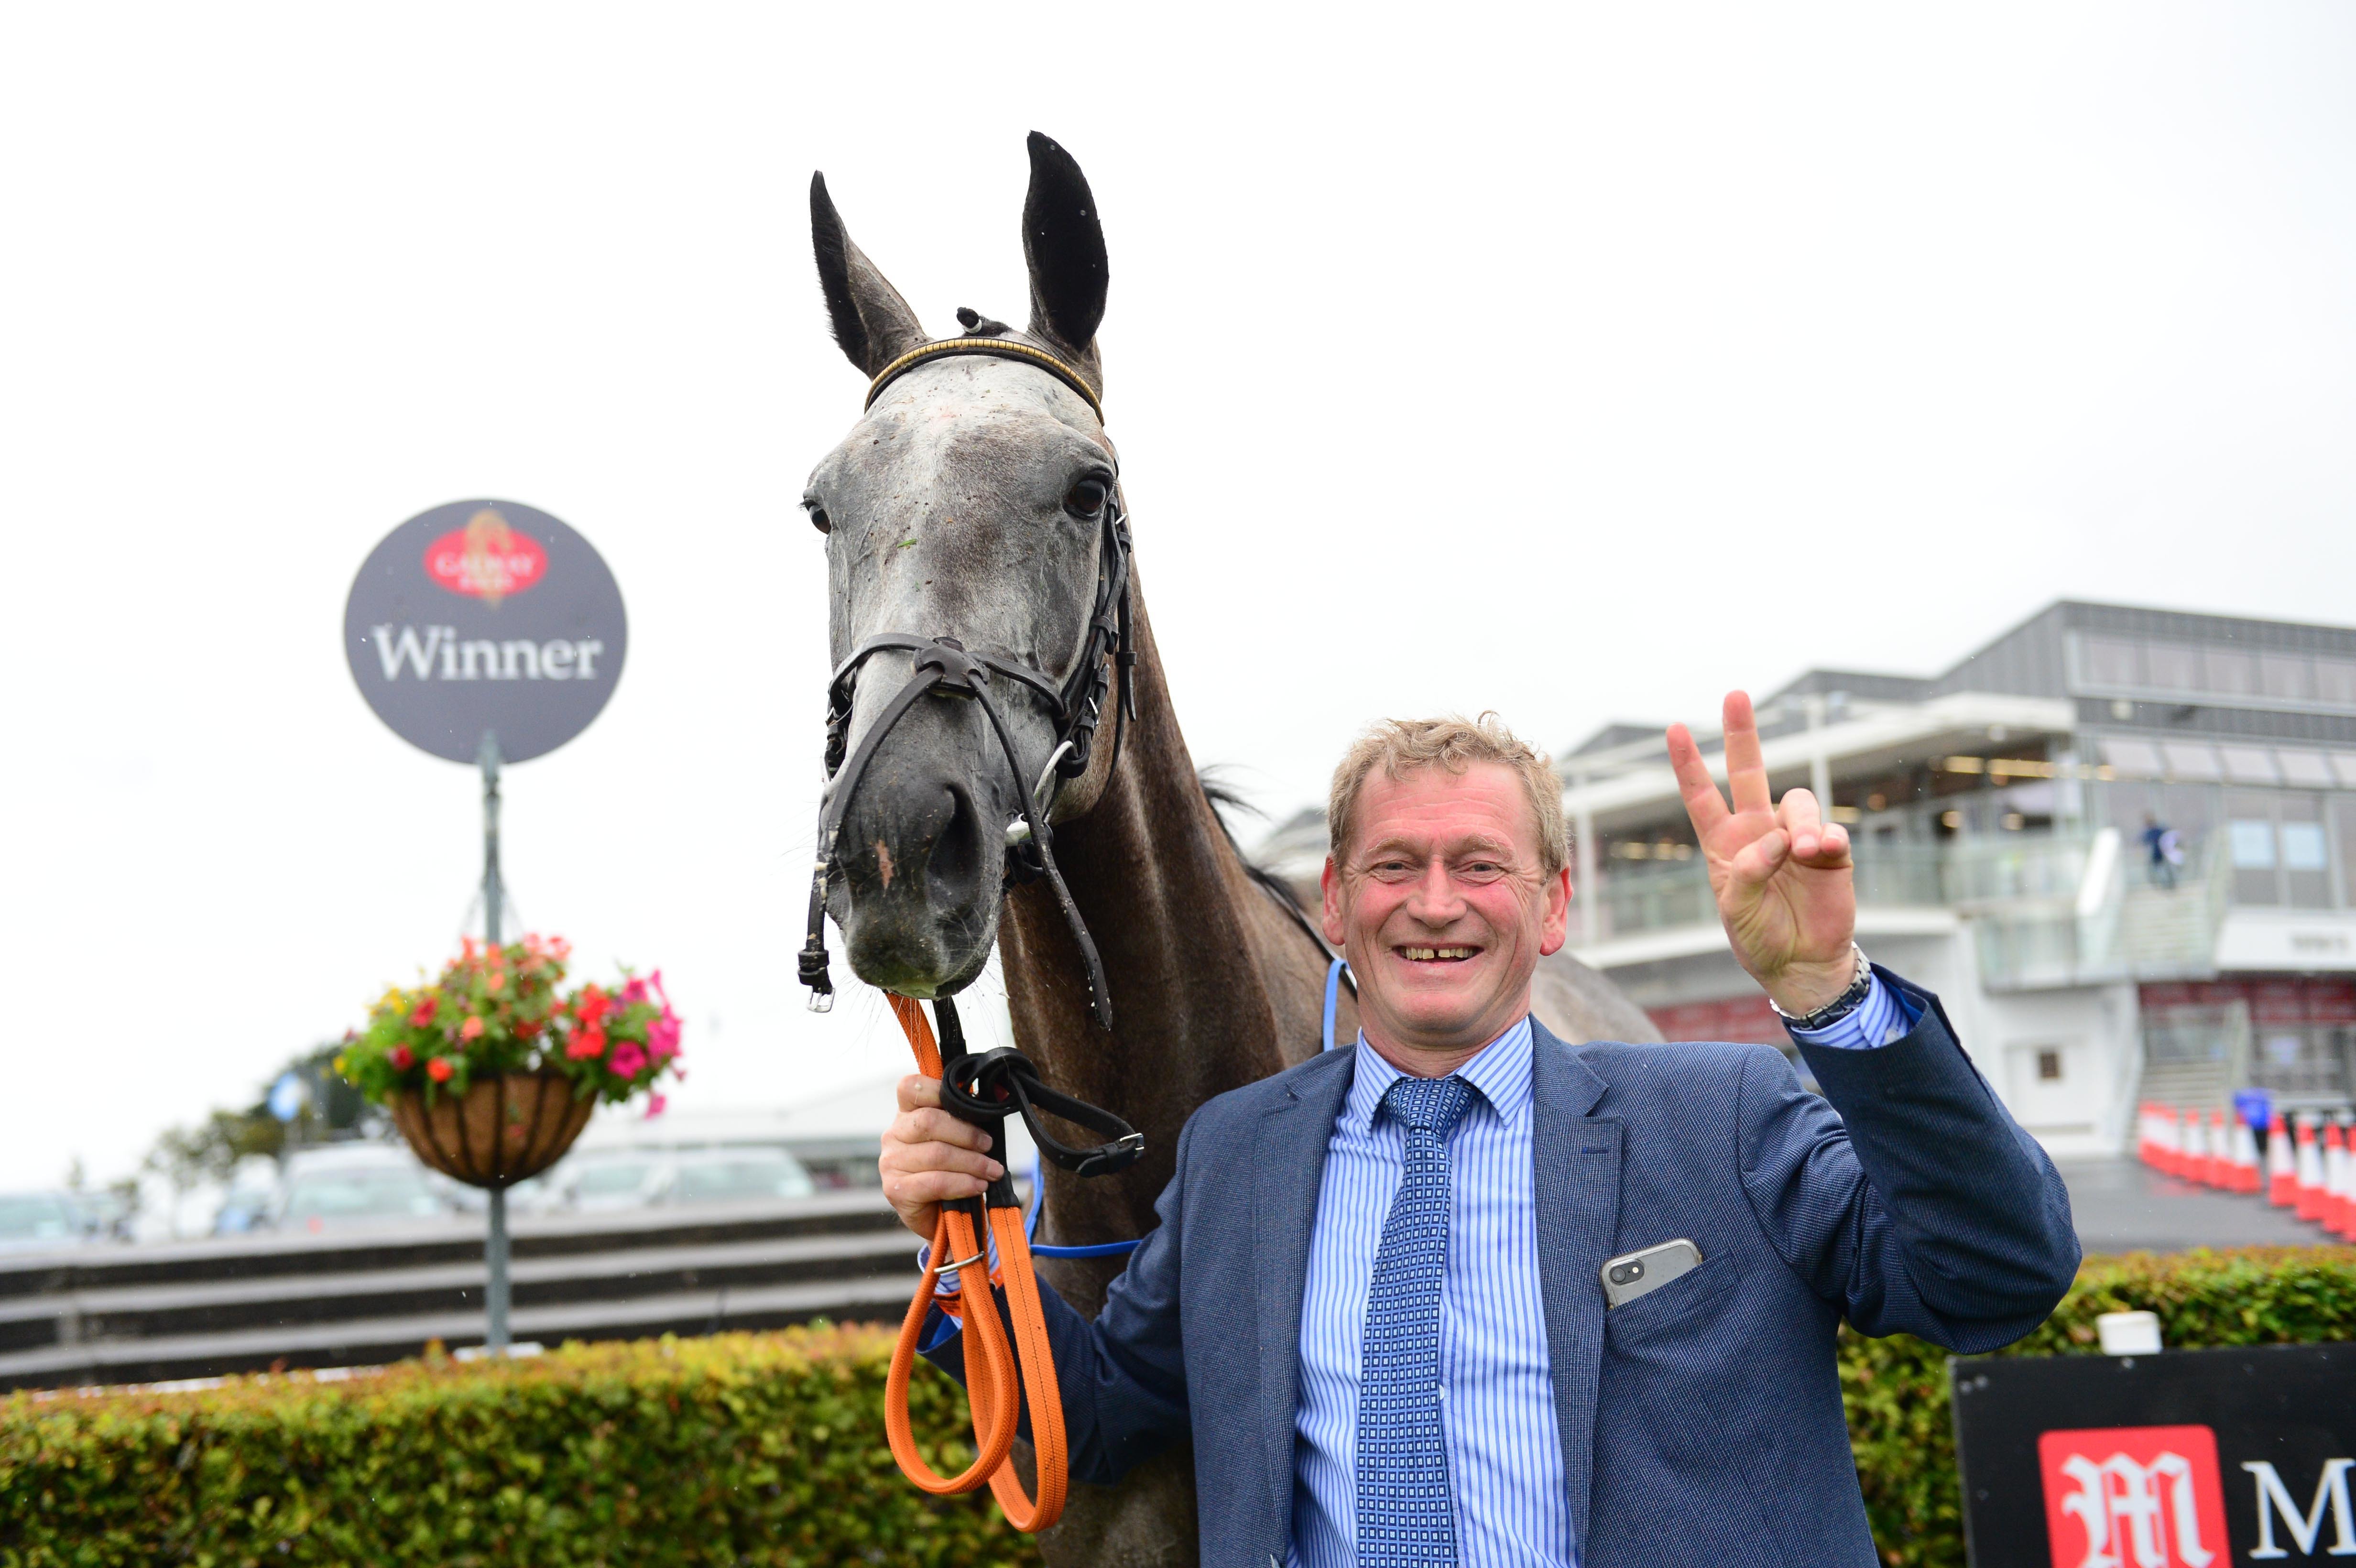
796 335 1137 1034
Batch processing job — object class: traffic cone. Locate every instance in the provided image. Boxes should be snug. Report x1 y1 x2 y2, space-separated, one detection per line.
2339 1122 2356 1239
2297 1116 2327 1221
2326 1123 2348 1234
2138 1102 2159 1168
2230 1115 2260 1195
2210 1111 2232 1188
2269 1113 2298 1206
2181 1111 2208 1187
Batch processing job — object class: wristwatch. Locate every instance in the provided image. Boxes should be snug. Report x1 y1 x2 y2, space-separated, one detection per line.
1767 942 1873 1032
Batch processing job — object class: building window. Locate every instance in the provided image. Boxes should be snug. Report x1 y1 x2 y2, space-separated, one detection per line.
2226 791 2339 908
2083 635 2141 687
2146 642 2203 691
2263 654 2315 701
2204 647 2259 697
2037 1048 2062 1081
2322 658 2356 706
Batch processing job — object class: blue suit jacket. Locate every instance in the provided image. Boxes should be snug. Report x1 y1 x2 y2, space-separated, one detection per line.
928 970 2079 1567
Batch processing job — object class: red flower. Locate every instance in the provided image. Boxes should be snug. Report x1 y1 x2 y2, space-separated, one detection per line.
389 1045 415 1071
575 985 611 1027
565 1024 607 1061
426 1057 455 1082
409 997 437 1027
516 1017 542 1041
459 1015 485 1042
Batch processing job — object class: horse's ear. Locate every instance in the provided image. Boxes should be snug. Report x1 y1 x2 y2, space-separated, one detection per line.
1021 131 1108 367
811 172 927 378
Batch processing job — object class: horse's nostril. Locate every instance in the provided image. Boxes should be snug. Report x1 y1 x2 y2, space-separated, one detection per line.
926 780 987 901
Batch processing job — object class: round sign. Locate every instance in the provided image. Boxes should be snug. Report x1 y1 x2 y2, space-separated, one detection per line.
344 500 627 764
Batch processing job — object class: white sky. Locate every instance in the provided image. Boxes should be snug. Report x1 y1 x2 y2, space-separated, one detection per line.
2 4 2351 1189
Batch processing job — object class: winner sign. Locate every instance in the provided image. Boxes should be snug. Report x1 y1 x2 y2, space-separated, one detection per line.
345 500 628 763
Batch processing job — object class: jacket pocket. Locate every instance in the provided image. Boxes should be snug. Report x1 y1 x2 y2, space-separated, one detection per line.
1602 1254 1736 1345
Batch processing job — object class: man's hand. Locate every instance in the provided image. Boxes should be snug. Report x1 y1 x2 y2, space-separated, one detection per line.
1667 691 1858 1017
878 1074 1004 1240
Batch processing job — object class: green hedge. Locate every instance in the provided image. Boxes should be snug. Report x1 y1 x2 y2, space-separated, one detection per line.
6 1249 2354 1567
0 1326 1033 1568
1846 1246 2356 1567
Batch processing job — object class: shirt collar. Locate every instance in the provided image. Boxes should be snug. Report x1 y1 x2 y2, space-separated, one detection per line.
1342 1013 1536 1133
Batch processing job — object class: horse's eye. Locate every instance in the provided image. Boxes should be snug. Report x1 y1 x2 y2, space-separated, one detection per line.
1065 478 1108 517
804 501 831 534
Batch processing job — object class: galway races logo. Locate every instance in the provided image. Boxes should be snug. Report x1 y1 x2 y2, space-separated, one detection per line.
424 507 547 605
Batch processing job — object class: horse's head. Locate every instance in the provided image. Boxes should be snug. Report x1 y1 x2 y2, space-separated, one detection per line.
802 133 1121 1002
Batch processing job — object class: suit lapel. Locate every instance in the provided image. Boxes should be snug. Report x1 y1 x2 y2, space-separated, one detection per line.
1529 1021 1617 1549
1254 1048 1353 1544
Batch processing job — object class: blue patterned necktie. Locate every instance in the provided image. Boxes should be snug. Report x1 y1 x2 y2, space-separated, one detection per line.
1357 1073 1475 1568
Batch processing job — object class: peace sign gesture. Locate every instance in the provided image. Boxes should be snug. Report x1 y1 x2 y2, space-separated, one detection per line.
1667 692 1859 1018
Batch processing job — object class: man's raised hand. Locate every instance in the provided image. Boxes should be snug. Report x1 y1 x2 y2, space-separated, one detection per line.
1667 692 1858 1017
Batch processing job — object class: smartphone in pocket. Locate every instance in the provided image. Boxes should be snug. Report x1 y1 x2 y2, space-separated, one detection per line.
1601 1238 1703 1307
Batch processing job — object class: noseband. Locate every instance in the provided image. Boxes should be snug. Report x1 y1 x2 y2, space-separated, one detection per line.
797 338 1136 1030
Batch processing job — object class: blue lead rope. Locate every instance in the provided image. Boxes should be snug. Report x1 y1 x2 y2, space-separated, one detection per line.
1025 1153 1144 1259
1020 954 1351 1261
1322 956 1350 1053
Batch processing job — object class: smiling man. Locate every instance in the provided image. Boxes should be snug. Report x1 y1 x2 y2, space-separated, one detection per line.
882 701 2078 1568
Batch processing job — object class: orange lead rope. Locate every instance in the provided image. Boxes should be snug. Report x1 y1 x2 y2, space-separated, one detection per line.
881 993 1070 1532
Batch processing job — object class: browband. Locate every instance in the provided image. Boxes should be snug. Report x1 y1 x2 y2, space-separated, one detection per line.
865 337 1103 421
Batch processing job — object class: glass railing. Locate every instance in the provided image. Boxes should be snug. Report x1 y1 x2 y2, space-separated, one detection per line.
1588 837 1954 943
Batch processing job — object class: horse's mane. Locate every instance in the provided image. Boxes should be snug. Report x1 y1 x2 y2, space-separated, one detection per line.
1199 771 1347 978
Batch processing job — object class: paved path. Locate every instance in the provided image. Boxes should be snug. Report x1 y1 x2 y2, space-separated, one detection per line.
2060 1156 2343 1254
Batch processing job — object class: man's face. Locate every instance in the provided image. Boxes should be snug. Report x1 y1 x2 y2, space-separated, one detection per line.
1321 761 1571 1063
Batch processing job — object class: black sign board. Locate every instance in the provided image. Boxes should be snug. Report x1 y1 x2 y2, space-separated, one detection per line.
1953 1342 2356 1565
344 500 627 763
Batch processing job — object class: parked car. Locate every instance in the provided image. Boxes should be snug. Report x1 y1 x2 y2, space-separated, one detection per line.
550 1146 818 1214
212 1155 283 1235
0 1191 92 1253
670 1148 817 1207
272 1145 451 1232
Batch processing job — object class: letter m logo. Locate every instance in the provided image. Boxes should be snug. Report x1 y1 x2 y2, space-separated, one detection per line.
2039 1426 2228 1568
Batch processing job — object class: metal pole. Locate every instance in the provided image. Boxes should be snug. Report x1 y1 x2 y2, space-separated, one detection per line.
486 1186 511 1353
479 732 504 947
477 730 510 1354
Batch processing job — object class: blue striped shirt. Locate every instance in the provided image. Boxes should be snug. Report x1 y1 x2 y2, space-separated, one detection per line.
1289 1016 1567 1567
1287 978 1907 1568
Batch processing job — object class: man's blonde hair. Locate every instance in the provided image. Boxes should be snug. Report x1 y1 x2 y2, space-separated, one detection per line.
1327 714 1569 878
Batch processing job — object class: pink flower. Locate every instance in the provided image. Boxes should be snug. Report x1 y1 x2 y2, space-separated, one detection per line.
621 978 649 1005
608 1042 648 1078
647 1014 682 1061
644 1093 667 1120
565 1024 606 1061
459 1015 485 1042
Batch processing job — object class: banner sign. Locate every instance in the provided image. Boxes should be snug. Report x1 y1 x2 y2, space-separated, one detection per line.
344 500 627 763
1953 1342 2356 1565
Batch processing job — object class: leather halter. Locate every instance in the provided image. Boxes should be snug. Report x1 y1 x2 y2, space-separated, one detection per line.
798 339 1135 1030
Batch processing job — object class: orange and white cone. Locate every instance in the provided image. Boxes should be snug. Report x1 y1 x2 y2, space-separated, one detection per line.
2269 1113 2298 1206
2229 1114 2260 1195
2296 1116 2327 1221
2326 1123 2349 1235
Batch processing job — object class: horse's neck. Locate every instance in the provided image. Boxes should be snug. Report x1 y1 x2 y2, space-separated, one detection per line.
999 586 1326 1265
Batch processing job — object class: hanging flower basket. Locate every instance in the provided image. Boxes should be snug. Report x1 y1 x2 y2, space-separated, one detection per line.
339 935 685 1190
389 1069 595 1188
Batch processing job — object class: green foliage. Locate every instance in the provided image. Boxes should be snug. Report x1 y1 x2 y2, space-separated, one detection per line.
0 1326 1037 1568
1843 1246 2356 1568
11 1249 2350 1567
144 1044 370 1189
338 936 682 1112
